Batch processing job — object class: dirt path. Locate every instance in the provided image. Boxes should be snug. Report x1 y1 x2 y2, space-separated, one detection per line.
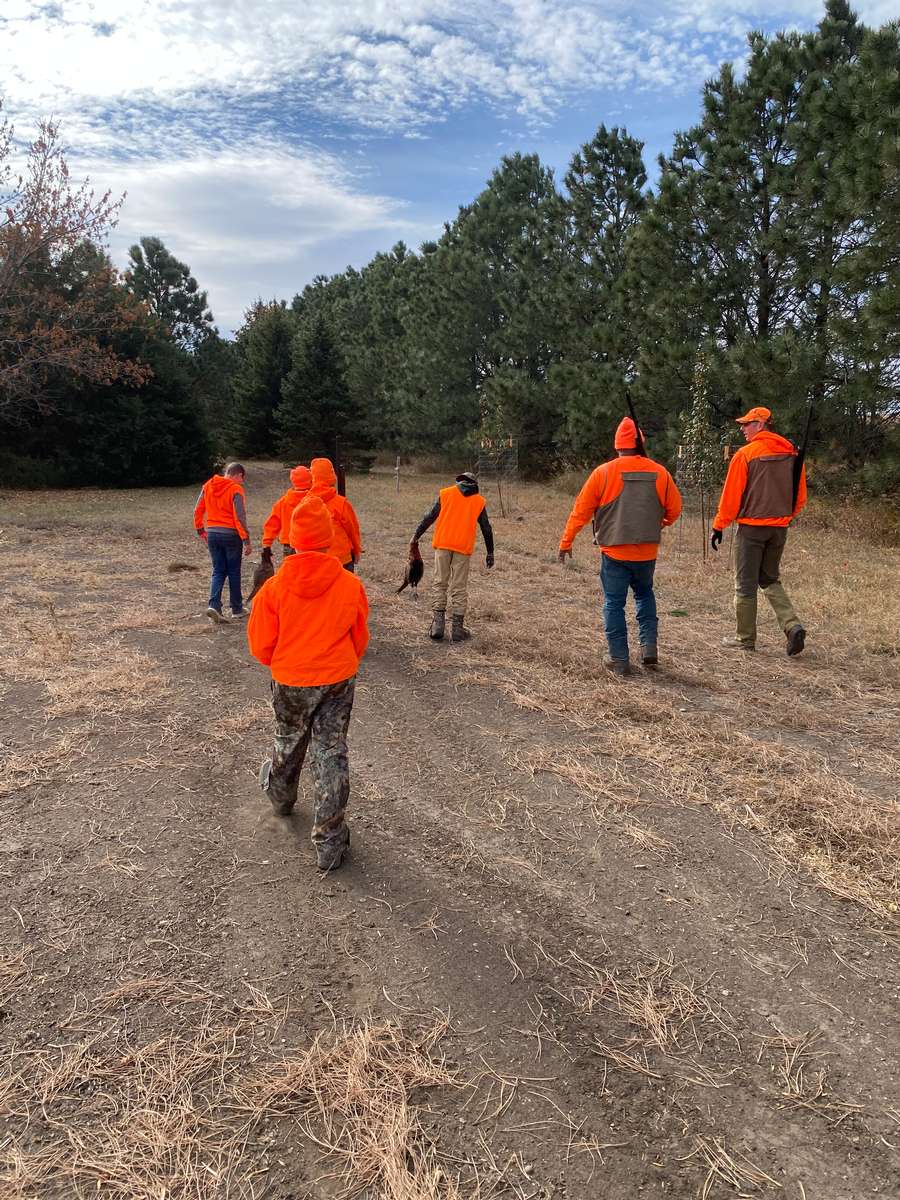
2 464 899 1198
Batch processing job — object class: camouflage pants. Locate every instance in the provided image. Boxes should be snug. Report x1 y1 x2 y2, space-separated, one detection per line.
261 677 356 850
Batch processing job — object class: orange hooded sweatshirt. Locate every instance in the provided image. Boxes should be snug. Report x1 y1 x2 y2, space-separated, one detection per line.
194 475 249 541
560 455 682 562
262 467 313 548
713 430 807 531
247 552 369 687
309 459 362 566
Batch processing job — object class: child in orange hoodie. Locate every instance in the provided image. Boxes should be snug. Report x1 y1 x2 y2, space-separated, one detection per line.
261 465 312 563
247 494 369 871
309 457 363 571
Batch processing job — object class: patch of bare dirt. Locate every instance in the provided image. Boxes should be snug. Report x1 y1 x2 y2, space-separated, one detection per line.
1 464 898 1199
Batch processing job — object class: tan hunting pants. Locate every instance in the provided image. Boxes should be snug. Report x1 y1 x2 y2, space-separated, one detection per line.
432 548 471 616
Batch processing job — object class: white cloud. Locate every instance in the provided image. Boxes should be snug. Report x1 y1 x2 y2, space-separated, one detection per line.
4 1 894 330
78 142 427 333
6 0 892 144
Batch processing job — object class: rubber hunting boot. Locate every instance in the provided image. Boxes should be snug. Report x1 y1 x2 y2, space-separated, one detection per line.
429 609 445 640
451 614 471 642
723 594 756 650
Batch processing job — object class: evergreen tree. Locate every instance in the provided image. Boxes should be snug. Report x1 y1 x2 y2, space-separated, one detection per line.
228 300 294 456
554 125 648 459
126 236 217 351
275 314 359 461
0 243 213 486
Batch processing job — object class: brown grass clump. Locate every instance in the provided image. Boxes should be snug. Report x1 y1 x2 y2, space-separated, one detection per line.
239 1018 469 1200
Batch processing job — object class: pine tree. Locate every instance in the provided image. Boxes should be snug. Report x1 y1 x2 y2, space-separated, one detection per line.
228 301 294 456
554 125 648 460
126 236 217 351
275 314 357 462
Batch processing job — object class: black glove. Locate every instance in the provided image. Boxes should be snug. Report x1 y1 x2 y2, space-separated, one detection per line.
485 553 494 568
261 546 273 563
710 529 723 552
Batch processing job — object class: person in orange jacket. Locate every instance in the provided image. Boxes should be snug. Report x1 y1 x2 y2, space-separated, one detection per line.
309 458 363 571
711 406 807 655
261 465 312 564
193 462 252 623
248 494 369 872
410 471 494 642
558 418 682 675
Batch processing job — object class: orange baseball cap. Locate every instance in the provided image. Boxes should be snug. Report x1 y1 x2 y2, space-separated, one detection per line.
289 494 333 551
735 406 771 424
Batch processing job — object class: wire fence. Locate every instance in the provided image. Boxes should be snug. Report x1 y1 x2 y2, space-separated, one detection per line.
476 437 519 516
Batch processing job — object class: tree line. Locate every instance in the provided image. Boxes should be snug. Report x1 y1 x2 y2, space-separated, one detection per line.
2 1 898 492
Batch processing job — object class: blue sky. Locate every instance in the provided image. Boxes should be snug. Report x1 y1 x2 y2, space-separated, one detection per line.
2 1 895 334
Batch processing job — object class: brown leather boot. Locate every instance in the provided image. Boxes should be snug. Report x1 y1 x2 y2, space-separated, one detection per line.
451 614 471 642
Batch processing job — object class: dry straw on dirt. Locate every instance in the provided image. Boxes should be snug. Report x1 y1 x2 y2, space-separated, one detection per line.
239 1017 470 1200
0 987 474 1200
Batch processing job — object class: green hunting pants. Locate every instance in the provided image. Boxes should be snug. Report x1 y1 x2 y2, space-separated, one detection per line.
734 525 801 645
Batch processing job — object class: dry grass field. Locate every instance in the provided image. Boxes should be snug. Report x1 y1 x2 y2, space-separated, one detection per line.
1 461 899 1199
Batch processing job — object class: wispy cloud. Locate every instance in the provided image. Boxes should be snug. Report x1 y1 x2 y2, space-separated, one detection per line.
7 0 882 144
77 141 424 332
3 1 893 330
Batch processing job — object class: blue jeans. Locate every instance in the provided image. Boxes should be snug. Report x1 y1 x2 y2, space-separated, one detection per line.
599 554 658 661
207 529 244 613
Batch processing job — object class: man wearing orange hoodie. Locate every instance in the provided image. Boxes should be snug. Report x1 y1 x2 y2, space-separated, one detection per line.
711 406 807 655
248 494 369 872
309 458 363 572
261 465 312 563
558 418 682 675
193 462 252 623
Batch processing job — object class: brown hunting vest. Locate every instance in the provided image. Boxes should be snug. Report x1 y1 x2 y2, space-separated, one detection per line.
592 473 664 546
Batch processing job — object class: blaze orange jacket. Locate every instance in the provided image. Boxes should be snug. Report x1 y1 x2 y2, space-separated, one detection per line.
194 475 250 541
247 552 369 687
433 485 486 555
713 430 807 531
560 455 682 562
309 483 362 566
262 487 310 548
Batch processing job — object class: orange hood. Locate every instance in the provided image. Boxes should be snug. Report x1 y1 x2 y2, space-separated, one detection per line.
749 430 796 456
277 550 345 598
207 474 242 502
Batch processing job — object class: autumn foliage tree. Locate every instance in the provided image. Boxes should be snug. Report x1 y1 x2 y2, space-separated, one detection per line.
0 105 148 418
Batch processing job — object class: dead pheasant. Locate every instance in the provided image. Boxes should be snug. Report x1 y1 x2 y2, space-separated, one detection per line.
247 548 275 604
397 546 424 596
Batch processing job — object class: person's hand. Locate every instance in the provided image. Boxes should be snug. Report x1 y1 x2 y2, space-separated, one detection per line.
243 542 253 558
261 546 273 563
485 553 494 569
197 528 207 542
558 548 571 563
710 529 723 552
